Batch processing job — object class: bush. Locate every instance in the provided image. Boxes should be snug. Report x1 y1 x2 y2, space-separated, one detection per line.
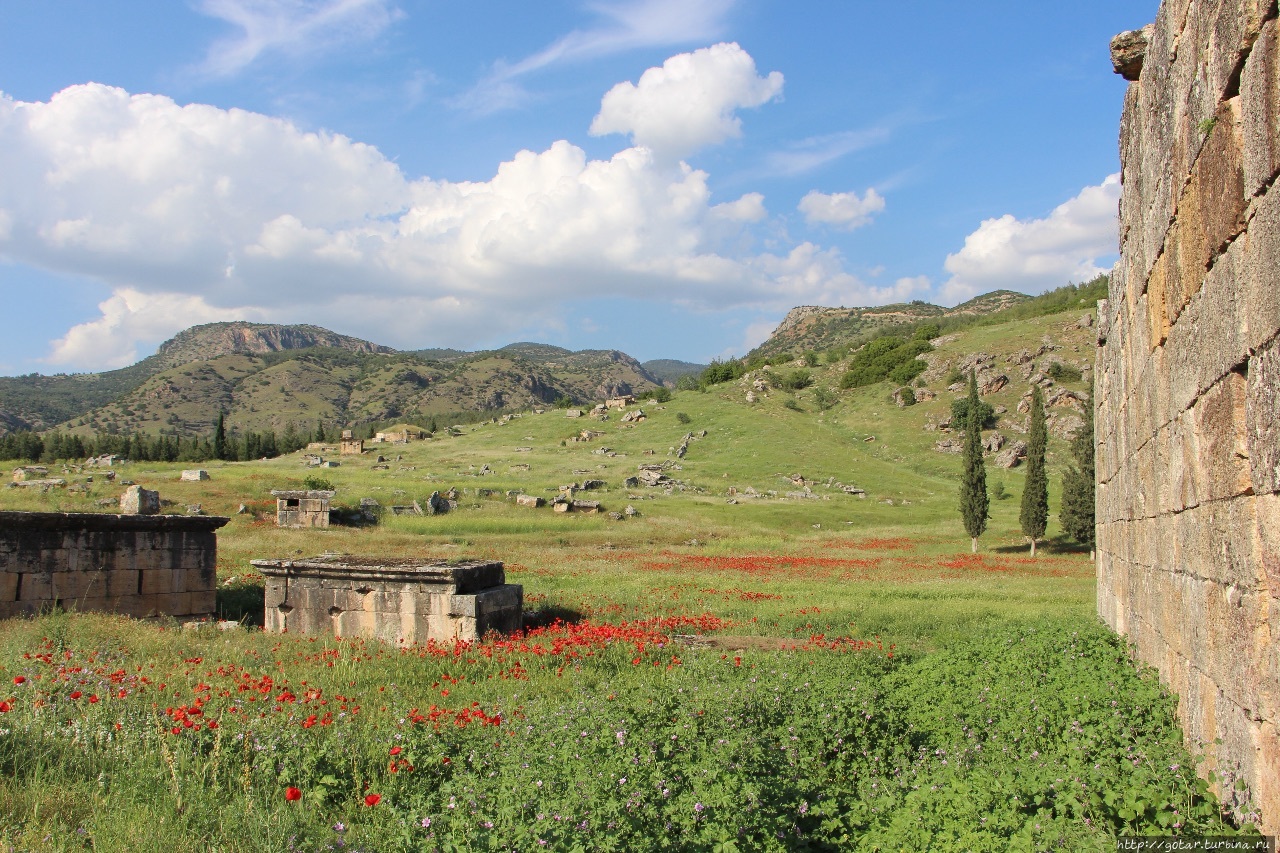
778 370 813 391
651 387 673 403
913 322 941 341
838 335 933 389
676 412 692 425
1047 362 1083 382
894 386 916 406
302 475 335 492
812 388 838 411
802 351 819 367
782 398 803 412
950 398 996 431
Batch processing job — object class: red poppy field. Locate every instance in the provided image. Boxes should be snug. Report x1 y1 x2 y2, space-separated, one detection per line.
0 537 1260 851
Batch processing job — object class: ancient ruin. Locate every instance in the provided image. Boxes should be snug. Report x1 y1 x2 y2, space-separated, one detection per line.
0 511 226 619
271 489 333 528
1099 1 1280 830
252 555 522 644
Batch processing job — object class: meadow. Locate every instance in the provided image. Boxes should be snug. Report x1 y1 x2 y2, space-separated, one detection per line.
0 310 1263 849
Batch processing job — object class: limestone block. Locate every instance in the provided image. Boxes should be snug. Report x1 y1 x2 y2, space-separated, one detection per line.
1242 186 1280 353
1257 492 1280 598
1164 238 1249 418
1174 99 1246 300
1243 18 1280 196
139 570 174 596
1191 370 1252 503
0 572 16 603
18 573 51 601
1204 0 1274 108
1247 336 1280 495
189 589 215 615
120 485 160 515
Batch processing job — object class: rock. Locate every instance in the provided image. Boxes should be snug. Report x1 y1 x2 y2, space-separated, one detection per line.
1048 413 1085 441
913 388 937 402
892 387 913 407
564 409 583 418
623 476 640 488
982 432 1006 453
745 391 757 403
609 511 624 520
236 504 249 514
1110 25 1153 81
180 469 209 481
624 505 638 517
120 485 160 515
1076 313 1095 329
979 373 1009 395
572 500 601 514
995 441 1028 469
187 504 204 515
993 405 1007 415
948 381 965 393
934 438 963 453
552 498 571 513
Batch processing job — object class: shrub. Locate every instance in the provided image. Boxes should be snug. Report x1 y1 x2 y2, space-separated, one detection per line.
302 475 335 492
802 351 819 367
783 398 803 412
1047 362 1083 382
812 388 838 411
651 387 673 403
676 412 692 425
778 370 813 391
950 397 996 431
838 335 933 389
894 386 916 406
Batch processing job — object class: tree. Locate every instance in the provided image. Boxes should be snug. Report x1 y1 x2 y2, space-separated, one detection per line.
1061 386 1096 556
1019 384 1049 556
213 412 228 461
958 370 990 553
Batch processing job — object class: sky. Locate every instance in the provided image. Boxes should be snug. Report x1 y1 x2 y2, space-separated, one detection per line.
0 0 1157 375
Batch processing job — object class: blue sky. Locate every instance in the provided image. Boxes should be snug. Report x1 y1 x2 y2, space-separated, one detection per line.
0 0 1156 374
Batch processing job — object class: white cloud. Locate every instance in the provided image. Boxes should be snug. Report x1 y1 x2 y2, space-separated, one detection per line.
48 288 261 369
760 127 892 177
940 174 1120 304
195 0 403 77
464 0 737 113
0 80 884 370
589 43 783 160
798 188 884 230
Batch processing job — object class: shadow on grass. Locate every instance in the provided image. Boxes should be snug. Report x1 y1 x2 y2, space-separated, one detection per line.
522 604 585 631
990 535 1092 556
217 583 265 626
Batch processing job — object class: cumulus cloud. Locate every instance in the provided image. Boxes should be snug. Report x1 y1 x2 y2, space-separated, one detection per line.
195 0 403 77
48 288 262 369
589 42 783 160
0 79 888 370
940 174 1120 304
798 188 884 230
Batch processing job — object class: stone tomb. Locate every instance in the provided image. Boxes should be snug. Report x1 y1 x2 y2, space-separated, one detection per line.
0 511 227 619
252 555 522 644
271 489 333 528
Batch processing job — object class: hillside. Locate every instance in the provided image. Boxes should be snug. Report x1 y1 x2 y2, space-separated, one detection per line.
753 290 1033 360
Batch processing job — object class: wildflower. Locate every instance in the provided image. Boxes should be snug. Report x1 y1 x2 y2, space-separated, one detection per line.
390 746 402 756
69 691 82 700
364 793 381 807
284 787 302 802
13 676 24 685
0 701 9 713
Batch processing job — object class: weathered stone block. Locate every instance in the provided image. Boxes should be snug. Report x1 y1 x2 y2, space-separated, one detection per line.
1242 18 1280 196
1242 186 1280 353
1247 331 1280 497
120 486 160 515
1191 370 1252 503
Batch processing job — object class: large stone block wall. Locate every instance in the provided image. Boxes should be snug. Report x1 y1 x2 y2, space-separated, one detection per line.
1099 0 1280 830
0 511 228 619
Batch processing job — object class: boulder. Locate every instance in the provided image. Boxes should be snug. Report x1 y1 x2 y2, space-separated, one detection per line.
120 485 160 515
982 432 1006 453
995 441 1028 469
515 494 544 509
1110 25 1153 81
180 469 209 481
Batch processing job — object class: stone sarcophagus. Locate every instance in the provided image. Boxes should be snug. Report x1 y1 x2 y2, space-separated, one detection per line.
0 511 227 619
251 556 522 645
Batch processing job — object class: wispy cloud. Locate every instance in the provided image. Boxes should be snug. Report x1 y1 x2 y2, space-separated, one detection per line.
460 0 738 115
758 127 892 178
194 0 403 78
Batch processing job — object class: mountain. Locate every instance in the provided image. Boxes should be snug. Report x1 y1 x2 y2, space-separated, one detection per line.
642 359 708 385
752 291 1033 359
10 324 664 440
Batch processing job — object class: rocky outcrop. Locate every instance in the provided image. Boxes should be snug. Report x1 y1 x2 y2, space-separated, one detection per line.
1099 1 1280 831
155 321 395 369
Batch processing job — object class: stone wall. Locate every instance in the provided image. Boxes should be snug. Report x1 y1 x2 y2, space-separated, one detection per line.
1099 0 1280 831
0 511 228 619
252 556 522 645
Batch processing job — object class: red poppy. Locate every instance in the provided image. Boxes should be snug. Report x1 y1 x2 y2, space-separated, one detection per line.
285 786 302 802
0 701 9 713
389 746 402 756
13 676 25 685
69 691 82 700
364 793 381 807
88 695 100 704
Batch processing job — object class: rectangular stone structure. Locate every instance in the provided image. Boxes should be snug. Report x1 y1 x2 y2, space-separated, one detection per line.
0 511 227 619
252 555 522 645
1102 5 1280 833
271 489 333 528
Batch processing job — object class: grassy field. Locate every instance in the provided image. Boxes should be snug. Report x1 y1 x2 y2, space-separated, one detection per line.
0 310 1263 849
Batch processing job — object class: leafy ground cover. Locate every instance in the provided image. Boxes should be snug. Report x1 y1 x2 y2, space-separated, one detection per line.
0 542 1259 851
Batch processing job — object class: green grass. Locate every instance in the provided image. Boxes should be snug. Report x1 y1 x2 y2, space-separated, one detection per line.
0 308 1259 848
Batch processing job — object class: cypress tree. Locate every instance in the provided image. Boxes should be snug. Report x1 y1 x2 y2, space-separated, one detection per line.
1019 384 1049 556
1061 386 1096 555
959 370 990 553
213 412 228 461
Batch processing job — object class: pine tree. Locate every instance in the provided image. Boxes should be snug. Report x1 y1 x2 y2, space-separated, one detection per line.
1060 386 1096 555
213 412 228 461
959 370 990 553
1019 384 1049 556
